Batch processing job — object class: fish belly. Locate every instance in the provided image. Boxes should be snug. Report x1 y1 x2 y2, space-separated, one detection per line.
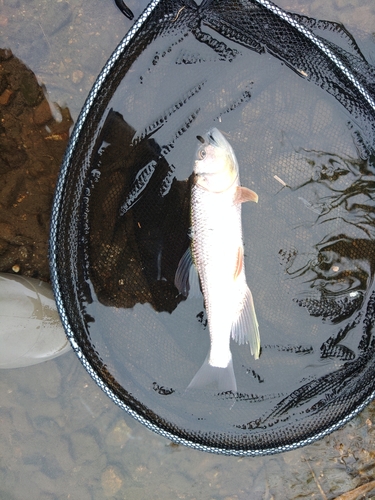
192 184 243 366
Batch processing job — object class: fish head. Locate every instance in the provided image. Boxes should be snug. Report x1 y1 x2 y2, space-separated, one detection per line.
194 128 239 192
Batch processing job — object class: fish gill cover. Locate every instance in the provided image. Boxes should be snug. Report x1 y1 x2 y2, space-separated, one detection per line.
50 0 375 455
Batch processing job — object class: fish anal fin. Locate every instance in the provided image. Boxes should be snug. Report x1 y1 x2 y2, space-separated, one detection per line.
235 186 258 204
234 247 244 281
231 286 260 359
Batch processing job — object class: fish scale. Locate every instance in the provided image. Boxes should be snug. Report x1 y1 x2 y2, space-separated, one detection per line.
191 183 244 365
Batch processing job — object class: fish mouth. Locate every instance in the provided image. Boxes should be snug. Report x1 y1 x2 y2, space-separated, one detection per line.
196 129 220 147
207 130 219 146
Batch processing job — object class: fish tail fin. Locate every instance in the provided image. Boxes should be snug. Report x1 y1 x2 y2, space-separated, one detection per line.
231 286 260 359
187 355 237 393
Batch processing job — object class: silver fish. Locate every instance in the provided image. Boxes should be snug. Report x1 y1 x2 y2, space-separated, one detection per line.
175 128 260 392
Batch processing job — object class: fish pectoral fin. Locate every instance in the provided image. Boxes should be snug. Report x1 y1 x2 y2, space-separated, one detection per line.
234 186 258 204
174 247 201 298
188 263 201 298
231 286 260 359
174 247 192 297
234 246 244 281
187 355 237 393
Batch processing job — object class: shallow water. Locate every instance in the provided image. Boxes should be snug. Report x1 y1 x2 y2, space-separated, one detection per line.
2 0 375 498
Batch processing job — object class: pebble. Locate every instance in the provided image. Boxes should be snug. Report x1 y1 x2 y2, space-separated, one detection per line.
37 362 62 399
72 70 84 84
29 399 62 421
11 406 34 437
52 437 75 473
33 99 53 126
0 222 15 243
101 466 123 497
20 73 42 107
106 419 132 448
70 430 101 465
38 1 73 37
0 15 8 28
0 239 9 254
0 88 13 105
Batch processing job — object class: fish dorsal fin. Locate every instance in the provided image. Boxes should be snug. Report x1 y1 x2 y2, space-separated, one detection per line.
174 247 201 298
234 186 258 204
231 286 260 359
234 246 244 281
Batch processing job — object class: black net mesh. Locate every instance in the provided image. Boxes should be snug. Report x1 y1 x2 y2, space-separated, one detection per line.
50 0 375 455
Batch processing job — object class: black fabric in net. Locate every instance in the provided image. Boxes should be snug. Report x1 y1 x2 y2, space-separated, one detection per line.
50 0 375 455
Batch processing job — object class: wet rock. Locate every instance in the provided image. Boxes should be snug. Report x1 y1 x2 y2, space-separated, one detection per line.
20 73 42 107
29 399 63 421
24 469 59 495
33 361 63 399
70 431 101 465
0 239 9 255
105 419 132 448
101 466 123 497
33 416 62 437
52 437 75 474
24 452 65 480
72 69 84 84
0 74 8 95
0 52 72 280
11 407 34 437
33 99 53 126
0 89 13 106
0 48 12 61
0 222 15 243
40 1 73 37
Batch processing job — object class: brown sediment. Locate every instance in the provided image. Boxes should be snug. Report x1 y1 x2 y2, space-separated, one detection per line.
0 48 73 281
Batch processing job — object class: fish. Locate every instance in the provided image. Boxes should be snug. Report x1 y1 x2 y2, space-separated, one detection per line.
175 128 260 393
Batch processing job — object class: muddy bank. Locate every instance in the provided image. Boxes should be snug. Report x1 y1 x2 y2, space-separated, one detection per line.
0 48 73 281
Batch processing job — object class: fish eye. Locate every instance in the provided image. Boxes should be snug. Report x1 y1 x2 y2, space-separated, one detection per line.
198 149 207 160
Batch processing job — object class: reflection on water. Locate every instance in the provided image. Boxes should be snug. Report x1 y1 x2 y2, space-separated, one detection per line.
87 109 191 313
291 155 374 365
281 149 375 329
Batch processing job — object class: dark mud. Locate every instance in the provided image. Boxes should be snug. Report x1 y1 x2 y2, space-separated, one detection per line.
0 48 73 280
